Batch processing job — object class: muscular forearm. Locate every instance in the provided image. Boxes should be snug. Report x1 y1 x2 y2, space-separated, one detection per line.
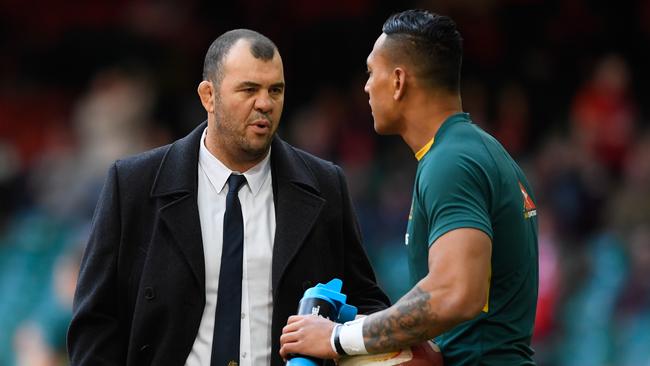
362 285 453 353
362 229 491 353
280 229 490 360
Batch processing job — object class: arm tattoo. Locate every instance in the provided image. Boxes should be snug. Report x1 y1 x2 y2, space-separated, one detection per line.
362 286 439 353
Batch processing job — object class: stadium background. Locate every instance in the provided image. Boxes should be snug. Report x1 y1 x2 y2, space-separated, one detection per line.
1 0 649 364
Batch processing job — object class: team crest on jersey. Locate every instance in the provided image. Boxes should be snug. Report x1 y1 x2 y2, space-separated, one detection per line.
519 182 537 219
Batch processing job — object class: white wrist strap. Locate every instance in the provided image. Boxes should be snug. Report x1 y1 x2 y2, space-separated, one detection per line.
339 317 368 355
330 324 340 354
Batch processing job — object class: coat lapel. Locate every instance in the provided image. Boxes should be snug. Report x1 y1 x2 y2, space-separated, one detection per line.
270 137 325 295
148 127 325 297
151 122 206 292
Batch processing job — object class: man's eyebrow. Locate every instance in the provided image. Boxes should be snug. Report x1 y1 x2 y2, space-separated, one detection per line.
236 81 285 89
236 81 261 88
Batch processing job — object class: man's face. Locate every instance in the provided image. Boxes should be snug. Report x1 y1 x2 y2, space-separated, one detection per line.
211 39 285 162
364 33 398 135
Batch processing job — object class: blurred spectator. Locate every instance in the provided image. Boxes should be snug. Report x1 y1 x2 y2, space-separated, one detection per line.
557 233 628 366
0 64 167 365
614 225 650 365
570 54 637 174
493 82 531 157
607 131 650 234
336 74 378 168
461 77 490 129
14 245 82 366
533 204 562 341
534 136 610 241
0 90 72 169
289 88 344 160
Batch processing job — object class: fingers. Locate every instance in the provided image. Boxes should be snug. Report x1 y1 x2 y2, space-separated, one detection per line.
286 315 303 324
279 328 305 360
279 318 304 359
279 315 339 360
279 316 310 359
279 339 299 359
282 316 305 335
280 327 300 347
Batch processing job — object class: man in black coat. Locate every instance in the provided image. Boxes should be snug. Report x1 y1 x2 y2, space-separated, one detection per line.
67 29 389 366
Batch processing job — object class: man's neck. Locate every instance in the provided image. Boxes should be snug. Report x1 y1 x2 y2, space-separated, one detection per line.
205 135 269 173
400 92 462 155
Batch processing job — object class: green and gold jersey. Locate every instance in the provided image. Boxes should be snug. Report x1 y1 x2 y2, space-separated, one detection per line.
405 113 538 365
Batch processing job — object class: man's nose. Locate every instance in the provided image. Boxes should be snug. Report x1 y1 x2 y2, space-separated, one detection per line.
254 92 273 112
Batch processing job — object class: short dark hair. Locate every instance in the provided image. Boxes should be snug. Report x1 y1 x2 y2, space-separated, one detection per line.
382 9 463 92
202 29 277 84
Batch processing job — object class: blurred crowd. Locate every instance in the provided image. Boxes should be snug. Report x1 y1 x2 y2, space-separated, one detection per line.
1 0 649 365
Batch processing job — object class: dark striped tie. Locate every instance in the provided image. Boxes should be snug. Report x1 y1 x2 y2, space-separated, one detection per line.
211 174 247 366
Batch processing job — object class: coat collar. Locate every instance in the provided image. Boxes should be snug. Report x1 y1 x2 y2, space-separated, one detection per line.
150 122 204 198
149 121 325 295
150 122 321 197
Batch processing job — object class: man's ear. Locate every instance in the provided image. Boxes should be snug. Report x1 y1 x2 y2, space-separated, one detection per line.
198 80 215 113
393 67 406 101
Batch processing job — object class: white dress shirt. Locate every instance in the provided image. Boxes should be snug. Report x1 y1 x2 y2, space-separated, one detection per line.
186 129 275 366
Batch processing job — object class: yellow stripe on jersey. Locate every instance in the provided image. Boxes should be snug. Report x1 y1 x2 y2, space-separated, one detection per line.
415 137 435 161
482 265 491 312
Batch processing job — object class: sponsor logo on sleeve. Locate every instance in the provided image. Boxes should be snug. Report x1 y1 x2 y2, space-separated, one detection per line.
519 182 537 219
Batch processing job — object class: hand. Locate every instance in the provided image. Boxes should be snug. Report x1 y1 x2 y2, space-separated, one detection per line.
279 315 338 361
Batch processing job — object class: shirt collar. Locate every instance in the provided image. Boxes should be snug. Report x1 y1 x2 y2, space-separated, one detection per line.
199 128 271 196
414 112 471 161
415 137 434 161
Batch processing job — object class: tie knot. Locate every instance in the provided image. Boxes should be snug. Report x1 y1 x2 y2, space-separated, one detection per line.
227 174 247 194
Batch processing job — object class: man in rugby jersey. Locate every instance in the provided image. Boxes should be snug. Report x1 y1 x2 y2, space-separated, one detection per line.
280 9 539 365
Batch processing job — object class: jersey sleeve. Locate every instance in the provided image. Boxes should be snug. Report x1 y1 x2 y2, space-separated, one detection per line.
418 149 494 246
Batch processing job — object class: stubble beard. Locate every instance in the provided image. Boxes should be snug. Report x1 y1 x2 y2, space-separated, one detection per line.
214 111 273 165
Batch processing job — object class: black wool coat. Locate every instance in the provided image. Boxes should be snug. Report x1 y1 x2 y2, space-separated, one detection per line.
67 122 390 366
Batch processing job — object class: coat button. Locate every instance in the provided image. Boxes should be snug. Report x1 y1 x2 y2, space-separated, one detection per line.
140 344 150 352
144 286 156 300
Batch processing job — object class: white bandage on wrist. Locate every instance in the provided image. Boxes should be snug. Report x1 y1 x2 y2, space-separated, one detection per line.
339 317 368 355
